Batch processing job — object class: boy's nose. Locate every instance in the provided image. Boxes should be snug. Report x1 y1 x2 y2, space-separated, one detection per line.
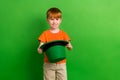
53 19 57 23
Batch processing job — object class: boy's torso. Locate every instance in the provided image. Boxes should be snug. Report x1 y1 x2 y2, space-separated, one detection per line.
39 29 70 64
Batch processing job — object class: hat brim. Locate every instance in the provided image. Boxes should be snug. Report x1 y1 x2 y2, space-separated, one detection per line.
40 40 68 52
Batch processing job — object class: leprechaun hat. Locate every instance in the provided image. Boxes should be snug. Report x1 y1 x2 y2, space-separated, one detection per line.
40 40 68 63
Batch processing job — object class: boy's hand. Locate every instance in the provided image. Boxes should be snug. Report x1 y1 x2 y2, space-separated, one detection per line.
37 42 44 54
66 42 72 50
37 48 43 54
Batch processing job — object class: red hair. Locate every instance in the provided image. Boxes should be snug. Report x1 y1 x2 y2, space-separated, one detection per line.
46 7 62 19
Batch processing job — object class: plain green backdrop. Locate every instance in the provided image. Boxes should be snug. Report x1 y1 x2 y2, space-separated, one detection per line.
0 0 120 80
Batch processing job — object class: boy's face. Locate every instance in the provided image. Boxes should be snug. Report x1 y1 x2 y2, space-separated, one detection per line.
47 18 62 30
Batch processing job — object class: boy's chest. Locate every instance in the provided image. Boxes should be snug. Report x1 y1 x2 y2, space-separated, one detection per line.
45 33 64 42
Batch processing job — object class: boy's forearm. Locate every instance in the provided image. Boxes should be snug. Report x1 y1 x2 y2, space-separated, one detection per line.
38 42 44 48
37 42 44 54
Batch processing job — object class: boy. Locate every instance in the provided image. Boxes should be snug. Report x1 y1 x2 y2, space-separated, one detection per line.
37 7 72 80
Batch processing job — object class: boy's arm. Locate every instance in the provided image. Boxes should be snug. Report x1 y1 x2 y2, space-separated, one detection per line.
66 41 72 50
37 42 44 54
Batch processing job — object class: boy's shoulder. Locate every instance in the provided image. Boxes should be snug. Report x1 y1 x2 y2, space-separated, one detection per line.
60 29 68 34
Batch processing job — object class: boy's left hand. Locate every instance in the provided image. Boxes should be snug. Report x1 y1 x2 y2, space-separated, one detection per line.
66 42 72 50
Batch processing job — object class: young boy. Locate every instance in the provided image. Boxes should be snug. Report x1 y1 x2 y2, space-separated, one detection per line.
37 7 72 80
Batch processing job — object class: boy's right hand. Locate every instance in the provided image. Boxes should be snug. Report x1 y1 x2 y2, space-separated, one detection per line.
37 42 44 54
37 48 43 54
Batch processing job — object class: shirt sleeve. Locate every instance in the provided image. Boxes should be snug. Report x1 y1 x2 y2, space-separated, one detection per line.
38 31 46 43
63 31 71 41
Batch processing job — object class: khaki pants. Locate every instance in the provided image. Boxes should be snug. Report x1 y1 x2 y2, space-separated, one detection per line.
43 63 67 80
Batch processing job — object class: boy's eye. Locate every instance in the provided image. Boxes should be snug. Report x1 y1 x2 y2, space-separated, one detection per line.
56 18 58 20
49 18 59 20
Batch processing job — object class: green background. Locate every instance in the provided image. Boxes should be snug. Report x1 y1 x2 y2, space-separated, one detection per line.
0 0 120 80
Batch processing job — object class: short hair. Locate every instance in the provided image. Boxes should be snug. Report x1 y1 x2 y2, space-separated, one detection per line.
46 7 62 19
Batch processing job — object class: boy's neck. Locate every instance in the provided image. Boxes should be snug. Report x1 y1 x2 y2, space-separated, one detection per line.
49 28 60 33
